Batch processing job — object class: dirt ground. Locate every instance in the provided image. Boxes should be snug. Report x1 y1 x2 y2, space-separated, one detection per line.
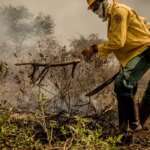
119 118 150 150
7 110 150 150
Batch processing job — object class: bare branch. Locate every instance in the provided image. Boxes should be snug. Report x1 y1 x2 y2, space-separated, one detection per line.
15 59 81 84
15 59 80 67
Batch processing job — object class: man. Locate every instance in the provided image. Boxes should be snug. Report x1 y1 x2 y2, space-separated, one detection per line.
82 0 150 134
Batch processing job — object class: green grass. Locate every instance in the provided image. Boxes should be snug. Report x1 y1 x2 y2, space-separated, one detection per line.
0 111 122 150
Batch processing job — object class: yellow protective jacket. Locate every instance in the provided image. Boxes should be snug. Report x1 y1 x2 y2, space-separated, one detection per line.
96 3 150 67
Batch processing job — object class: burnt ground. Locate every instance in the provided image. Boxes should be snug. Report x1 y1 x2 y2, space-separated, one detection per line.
8 110 150 150
119 119 150 150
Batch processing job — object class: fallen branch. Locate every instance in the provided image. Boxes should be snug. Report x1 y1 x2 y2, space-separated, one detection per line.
15 59 80 84
15 59 80 67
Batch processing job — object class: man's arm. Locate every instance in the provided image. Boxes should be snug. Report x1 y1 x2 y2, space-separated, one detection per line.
96 7 128 59
82 7 128 61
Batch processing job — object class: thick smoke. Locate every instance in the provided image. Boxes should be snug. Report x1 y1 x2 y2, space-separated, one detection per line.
0 5 55 63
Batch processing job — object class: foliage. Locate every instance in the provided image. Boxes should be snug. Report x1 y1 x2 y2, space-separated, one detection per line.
33 13 54 35
0 5 33 42
0 4 120 150
0 121 43 149
0 109 121 149
69 34 102 51
0 5 55 53
0 99 121 149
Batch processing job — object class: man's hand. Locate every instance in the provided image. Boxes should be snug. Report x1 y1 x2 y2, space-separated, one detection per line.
81 45 98 61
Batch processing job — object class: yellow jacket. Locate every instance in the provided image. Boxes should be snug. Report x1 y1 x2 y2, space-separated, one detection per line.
97 3 150 67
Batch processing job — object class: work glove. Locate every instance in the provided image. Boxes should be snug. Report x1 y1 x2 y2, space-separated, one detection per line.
81 45 98 61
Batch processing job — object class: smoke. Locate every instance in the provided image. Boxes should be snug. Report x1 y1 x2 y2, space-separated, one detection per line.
0 5 56 64
0 14 10 43
1 0 150 46
121 0 150 20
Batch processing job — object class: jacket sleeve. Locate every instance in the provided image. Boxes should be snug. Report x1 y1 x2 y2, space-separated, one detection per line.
97 7 128 59
140 16 150 30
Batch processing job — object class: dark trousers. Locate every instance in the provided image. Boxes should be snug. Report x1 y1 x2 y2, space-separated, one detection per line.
114 47 150 131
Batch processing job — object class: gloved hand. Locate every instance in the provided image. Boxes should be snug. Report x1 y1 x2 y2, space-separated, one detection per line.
81 45 98 61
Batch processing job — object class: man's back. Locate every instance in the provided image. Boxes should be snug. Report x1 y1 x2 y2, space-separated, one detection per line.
102 2 150 66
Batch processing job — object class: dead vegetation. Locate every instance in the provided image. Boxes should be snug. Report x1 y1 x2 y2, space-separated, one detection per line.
0 4 149 150
0 103 121 150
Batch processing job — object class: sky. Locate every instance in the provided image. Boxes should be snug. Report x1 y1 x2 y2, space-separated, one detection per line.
0 0 150 46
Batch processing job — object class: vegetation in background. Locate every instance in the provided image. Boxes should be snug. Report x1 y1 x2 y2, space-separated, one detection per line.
0 4 149 150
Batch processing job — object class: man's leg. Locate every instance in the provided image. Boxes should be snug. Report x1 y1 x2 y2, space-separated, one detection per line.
114 71 138 132
140 80 150 126
114 48 150 132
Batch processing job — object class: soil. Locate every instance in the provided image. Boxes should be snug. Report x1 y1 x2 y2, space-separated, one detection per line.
120 119 150 150
9 111 150 150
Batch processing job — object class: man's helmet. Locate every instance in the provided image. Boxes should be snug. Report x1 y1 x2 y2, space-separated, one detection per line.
87 0 105 9
87 0 96 9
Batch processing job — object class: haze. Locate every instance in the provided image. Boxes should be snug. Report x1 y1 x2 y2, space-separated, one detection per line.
0 0 150 46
